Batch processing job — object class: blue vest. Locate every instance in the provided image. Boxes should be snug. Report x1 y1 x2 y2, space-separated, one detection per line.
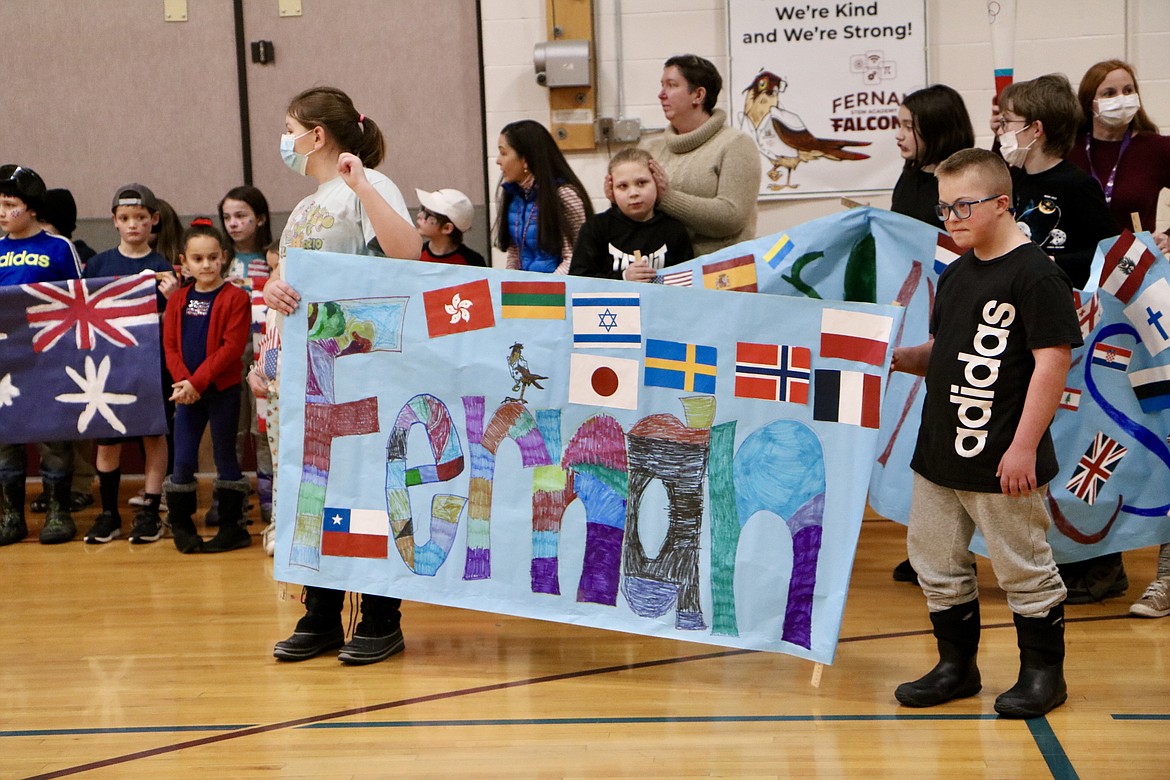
504 181 560 274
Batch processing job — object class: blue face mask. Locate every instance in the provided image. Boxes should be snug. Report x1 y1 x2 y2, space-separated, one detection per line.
280 129 314 176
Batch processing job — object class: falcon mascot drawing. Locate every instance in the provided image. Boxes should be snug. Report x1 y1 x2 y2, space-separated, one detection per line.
740 70 871 190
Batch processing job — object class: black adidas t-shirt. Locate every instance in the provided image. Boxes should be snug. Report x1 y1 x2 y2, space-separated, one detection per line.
911 243 1083 492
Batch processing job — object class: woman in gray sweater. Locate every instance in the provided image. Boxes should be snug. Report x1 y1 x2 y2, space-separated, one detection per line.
643 54 761 255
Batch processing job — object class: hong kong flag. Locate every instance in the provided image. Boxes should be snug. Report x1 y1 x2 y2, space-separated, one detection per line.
423 279 495 338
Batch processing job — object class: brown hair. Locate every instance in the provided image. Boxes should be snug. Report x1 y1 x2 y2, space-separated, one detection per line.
936 148 1013 199
151 198 185 266
664 54 722 114
1076 59 1159 135
287 86 385 168
1000 74 1080 157
607 147 654 174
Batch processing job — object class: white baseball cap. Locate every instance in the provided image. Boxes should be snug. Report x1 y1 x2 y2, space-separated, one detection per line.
415 188 474 232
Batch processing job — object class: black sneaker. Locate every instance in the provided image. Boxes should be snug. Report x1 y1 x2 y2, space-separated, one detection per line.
84 511 122 544
70 492 95 512
128 508 164 544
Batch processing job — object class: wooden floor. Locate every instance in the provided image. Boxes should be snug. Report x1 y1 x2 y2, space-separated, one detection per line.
1 479 1167 779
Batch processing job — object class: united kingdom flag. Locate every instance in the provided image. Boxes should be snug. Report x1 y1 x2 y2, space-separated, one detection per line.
1065 432 1128 506
23 274 157 352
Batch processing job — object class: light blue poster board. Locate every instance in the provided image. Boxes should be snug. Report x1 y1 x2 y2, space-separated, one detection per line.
275 247 903 664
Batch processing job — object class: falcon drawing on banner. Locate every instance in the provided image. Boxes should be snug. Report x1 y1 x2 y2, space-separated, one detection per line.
740 70 871 191
505 342 546 404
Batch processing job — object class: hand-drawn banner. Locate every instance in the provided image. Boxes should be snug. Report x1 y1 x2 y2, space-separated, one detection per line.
728 0 927 199
275 249 904 664
686 208 1170 564
0 273 167 444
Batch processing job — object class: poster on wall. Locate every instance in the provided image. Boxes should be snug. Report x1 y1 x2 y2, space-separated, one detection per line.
728 0 927 200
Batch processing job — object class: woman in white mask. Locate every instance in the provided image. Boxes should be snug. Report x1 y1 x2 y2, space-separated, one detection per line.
1069 60 1170 256
1071 64 1170 620
995 74 1118 290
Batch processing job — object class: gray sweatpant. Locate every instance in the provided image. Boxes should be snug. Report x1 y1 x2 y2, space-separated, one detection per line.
907 473 1066 618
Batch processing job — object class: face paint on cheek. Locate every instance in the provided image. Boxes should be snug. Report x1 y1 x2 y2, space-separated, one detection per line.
8 208 23 219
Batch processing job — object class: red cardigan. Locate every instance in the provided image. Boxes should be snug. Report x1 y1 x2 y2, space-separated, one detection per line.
163 282 250 394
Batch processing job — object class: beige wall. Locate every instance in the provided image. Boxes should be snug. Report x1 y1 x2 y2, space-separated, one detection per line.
2 0 486 234
482 0 1170 265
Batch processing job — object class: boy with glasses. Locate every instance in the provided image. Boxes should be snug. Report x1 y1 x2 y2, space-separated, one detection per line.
414 188 486 267
995 74 1118 289
892 148 1081 719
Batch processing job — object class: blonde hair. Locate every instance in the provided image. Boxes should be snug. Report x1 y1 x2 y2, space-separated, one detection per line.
607 147 654 174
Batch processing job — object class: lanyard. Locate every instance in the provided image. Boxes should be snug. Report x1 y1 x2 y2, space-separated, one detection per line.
1085 129 1132 204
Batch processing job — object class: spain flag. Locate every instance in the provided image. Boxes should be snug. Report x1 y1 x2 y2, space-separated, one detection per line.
701 255 757 293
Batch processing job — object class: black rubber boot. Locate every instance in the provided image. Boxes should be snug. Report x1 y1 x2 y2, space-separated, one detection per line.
164 478 202 554
202 479 251 553
39 479 76 544
995 605 1068 719
273 586 346 661
895 601 982 707
338 593 405 665
0 480 28 546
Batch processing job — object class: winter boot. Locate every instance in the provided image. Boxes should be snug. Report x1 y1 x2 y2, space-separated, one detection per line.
895 601 982 707
273 586 346 661
338 594 405 665
0 480 28 546
201 478 251 552
164 478 202 554
39 479 77 544
994 604 1068 718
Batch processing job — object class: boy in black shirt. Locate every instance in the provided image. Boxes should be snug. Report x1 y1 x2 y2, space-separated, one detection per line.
570 148 692 281
891 149 1082 719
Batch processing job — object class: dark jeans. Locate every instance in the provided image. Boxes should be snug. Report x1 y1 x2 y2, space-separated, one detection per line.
172 384 242 484
0 441 73 485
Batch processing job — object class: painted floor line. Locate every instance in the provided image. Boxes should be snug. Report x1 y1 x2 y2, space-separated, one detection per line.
1026 717 1079 780
22 615 1131 777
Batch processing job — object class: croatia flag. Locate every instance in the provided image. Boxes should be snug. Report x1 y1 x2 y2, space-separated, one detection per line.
734 342 811 404
819 308 893 366
1099 231 1155 304
321 507 390 558
1091 342 1132 371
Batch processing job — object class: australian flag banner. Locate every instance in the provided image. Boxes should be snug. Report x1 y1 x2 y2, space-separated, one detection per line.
0 273 167 444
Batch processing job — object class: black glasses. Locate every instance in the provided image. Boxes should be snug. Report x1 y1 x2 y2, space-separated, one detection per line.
418 207 449 226
935 194 1003 221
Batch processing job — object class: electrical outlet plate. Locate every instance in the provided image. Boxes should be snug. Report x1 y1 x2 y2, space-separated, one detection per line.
612 118 641 143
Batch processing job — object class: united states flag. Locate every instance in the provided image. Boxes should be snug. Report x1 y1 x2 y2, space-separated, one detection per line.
1065 432 1128 506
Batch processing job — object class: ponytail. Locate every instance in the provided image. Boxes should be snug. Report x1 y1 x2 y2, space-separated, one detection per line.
286 86 385 168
